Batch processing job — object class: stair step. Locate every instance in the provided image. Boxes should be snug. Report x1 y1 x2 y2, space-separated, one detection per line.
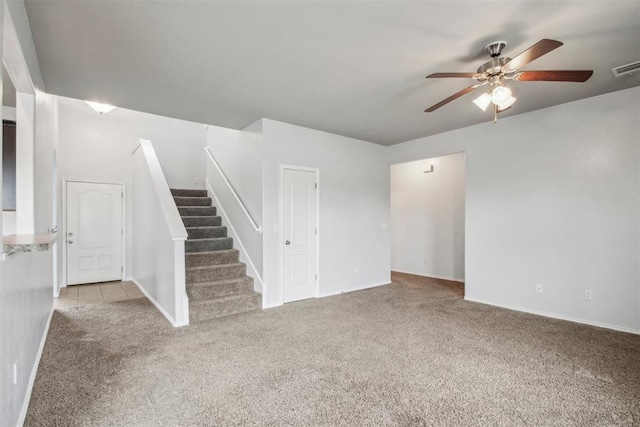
174 196 212 206
182 216 222 227
178 206 216 217
187 226 227 239
187 262 246 283
186 237 233 253
187 276 254 300
171 188 208 197
186 250 239 267
189 293 261 322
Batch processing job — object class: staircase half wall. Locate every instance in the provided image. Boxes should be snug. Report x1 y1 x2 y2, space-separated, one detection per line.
131 139 189 326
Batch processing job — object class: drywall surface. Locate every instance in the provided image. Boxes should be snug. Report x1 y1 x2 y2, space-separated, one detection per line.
388 87 640 332
206 121 263 283
34 91 58 235
391 153 465 281
57 95 206 279
0 249 53 426
131 141 188 325
262 119 390 307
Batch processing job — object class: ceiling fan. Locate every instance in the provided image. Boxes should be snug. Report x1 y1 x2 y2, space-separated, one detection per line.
424 39 593 122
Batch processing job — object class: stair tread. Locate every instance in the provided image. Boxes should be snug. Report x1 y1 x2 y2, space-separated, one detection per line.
185 226 225 229
186 249 238 255
186 262 245 271
187 237 232 241
187 276 253 287
190 291 260 304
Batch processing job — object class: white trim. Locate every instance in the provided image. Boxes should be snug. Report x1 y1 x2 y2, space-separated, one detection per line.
318 281 390 298
17 307 54 426
62 179 126 286
464 296 640 336
206 179 264 294
279 164 320 305
204 147 262 233
391 270 465 283
127 277 188 327
130 140 141 155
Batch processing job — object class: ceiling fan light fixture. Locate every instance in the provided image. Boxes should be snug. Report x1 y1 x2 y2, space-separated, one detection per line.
497 96 517 111
491 86 512 105
472 93 492 111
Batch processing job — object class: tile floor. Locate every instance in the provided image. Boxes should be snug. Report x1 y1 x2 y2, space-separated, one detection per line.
55 281 145 308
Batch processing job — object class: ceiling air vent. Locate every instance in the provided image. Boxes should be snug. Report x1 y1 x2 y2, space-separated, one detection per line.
611 61 640 77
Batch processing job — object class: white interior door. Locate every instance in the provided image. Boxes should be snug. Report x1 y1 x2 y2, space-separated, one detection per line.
66 181 123 285
283 168 317 303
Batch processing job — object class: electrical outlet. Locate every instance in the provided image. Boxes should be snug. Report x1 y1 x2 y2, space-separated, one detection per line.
355 266 359 274
12 362 18 385
424 258 429 264
193 177 198 184
536 283 543 293
585 290 593 300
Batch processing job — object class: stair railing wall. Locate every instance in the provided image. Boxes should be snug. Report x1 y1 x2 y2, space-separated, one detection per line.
205 147 265 293
131 139 189 326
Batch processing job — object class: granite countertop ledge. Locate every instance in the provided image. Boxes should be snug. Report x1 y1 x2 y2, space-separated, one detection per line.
3 233 57 256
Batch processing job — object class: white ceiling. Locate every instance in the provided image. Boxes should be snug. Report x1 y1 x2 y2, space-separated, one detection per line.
24 0 640 145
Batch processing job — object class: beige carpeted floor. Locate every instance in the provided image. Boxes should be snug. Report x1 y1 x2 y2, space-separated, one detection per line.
26 273 640 426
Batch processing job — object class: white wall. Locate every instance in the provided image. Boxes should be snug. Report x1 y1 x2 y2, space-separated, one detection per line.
57 95 207 280
0 2 53 425
131 141 188 326
206 121 263 289
388 87 640 333
0 249 53 426
391 153 465 281
262 119 390 307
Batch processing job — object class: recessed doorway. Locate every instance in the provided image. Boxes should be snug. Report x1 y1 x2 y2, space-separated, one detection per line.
390 153 465 290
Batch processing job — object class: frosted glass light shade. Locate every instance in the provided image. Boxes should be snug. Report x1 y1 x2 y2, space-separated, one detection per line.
473 93 492 111
497 96 516 111
491 86 512 105
85 101 117 114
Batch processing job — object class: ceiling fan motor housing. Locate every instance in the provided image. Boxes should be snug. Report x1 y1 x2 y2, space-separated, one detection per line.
477 57 511 76
484 41 507 57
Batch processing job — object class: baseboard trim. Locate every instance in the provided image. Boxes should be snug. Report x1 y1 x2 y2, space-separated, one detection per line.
17 306 54 426
391 270 465 283
318 280 390 298
127 277 187 327
464 296 640 335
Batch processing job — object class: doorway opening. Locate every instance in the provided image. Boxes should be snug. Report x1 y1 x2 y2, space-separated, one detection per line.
390 153 465 294
2 63 17 235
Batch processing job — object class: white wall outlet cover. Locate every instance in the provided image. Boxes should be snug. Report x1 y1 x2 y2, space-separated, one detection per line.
273 224 278 233
380 223 388 230
536 284 543 292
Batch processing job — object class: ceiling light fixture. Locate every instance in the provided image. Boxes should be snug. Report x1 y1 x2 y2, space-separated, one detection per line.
85 101 117 115
491 86 512 105
472 93 492 111
472 84 517 122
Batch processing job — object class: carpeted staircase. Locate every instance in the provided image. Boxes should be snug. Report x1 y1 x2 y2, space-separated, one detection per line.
171 188 261 322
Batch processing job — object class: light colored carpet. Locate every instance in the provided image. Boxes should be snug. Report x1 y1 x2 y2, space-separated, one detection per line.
25 272 640 426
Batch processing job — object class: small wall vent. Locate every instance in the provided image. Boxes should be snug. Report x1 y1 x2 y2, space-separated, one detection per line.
612 61 640 77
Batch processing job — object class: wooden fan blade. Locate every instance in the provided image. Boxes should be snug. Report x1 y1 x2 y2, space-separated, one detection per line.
503 39 563 71
426 72 481 79
425 85 480 112
515 70 593 82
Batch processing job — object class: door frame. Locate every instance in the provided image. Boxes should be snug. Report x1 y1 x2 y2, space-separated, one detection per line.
61 178 126 287
278 164 320 304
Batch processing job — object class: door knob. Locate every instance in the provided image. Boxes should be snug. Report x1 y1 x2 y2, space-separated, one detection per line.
68 240 74 244
285 240 290 245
